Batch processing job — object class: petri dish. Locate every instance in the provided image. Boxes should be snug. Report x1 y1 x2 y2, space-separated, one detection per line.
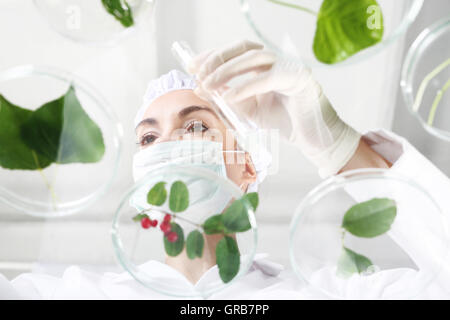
0 65 123 217
289 168 448 299
34 0 155 46
111 165 258 298
241 0 423 67
401 16 450 142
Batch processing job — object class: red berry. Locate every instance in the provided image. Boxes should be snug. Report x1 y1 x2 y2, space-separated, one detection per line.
166 231 178 243
141 217 151 229
150 219 158 227
160 221 171 233
163 214 171 223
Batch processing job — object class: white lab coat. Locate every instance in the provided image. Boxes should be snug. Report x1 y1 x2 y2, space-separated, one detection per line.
1 129 450 300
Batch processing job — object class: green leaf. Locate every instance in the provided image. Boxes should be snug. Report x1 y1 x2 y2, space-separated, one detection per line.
313 0 384 64
216 236 240 283
0 95 52 170
203 214 225 235
222 198 251 233
101 0 134 28
55 87 105 164
342 198 397 238
20 95 63 162
242 192 259 211
147 182 167 206
21 86 105 165
169 181 189 212
186 230 204 259
336 247 373 278
163 222 185 257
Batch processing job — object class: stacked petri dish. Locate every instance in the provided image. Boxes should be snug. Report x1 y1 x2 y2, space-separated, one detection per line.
0 65 122 217
289 168 448 299
241 0 424 67
34 0 155 45
401 16 450 142
111 165 258 298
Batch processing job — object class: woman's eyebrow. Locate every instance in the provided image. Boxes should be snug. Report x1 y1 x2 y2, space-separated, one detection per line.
178 105 220 119
135 118 159 133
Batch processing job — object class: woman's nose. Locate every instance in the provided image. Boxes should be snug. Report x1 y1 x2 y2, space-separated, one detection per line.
157 136 173 143
158 129 187 143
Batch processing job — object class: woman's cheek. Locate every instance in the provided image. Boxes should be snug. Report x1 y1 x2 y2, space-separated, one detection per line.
225 163 246 190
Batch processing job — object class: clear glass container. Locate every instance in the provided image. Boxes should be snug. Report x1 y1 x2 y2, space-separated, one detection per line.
289 168 448 299
241 0 423 67
171 41 253 148
111 165 258 298
401 16 450 142
0 65 122 217
33 0 154 46
171 41 275 170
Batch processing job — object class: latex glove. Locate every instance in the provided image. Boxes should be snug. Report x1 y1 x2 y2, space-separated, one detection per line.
187 40 361 178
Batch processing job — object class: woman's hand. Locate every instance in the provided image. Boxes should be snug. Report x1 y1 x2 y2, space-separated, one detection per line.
187 39 363 177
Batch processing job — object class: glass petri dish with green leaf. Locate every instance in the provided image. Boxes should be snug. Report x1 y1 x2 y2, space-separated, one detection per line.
289 168 448 299
111 165 258 298
241 0 423 67
0 65 122 217
401 16 450 142
33 0 154 46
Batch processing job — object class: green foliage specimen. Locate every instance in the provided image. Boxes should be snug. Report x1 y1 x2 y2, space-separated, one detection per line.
313 0 384 64
342 198 397 238
0 86 105 171
186 230 204 259
0 96 51 170
337 198 396 277
337 247 373 278
268 0 384 64
147 182 167 206
101 0 134 28
169 181 189 212
133 181 259 284
203 214 225 235
163 222 185 257
216 236 241 283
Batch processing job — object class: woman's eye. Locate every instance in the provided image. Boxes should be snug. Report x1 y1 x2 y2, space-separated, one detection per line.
186 121 209 133
139 134 157 146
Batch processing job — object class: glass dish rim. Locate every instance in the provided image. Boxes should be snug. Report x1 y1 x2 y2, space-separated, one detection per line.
33 0 155 47
288 167 448 299
240 0 424 68
0 64 123 218
111 164 259 298
400 15 450 142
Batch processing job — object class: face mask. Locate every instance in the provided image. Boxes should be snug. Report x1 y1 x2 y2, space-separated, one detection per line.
130 140 240 233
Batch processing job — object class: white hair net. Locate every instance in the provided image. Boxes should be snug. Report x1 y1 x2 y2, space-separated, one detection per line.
135 69 272 192
134 70 197 128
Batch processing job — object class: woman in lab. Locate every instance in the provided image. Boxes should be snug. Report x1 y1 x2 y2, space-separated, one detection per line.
2 40 450 299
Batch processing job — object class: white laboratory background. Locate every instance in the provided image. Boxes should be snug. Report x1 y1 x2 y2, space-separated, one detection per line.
0 0 449 281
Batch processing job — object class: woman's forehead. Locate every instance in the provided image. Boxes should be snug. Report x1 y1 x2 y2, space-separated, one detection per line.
142 89 210 118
